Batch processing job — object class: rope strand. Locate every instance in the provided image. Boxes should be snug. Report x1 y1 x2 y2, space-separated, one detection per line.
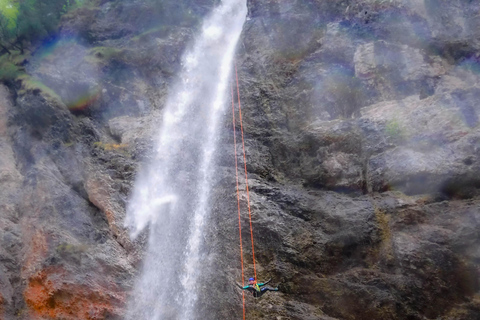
232 83 246 320
235 63 257 282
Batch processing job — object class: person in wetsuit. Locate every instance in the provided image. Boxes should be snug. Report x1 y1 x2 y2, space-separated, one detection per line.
237 277 279 298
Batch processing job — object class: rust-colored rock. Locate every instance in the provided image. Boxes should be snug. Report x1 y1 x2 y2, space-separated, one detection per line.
0 293 4 320
22 229 48 275
24 266 125 320
85 174 121 235
84 171 136 254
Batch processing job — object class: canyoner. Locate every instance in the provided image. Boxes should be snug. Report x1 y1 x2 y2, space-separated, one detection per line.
237 277 279 298
231 64 280 319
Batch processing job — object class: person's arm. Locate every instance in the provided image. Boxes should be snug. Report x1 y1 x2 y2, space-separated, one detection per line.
258 278 272 287
236 283 250 290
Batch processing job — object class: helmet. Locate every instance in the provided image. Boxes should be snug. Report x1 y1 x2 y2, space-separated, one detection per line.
249 277 255 281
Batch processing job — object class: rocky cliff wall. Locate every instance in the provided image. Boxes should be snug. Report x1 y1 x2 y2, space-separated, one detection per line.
206 0 480 319
0 0 216 318
0 0 479 319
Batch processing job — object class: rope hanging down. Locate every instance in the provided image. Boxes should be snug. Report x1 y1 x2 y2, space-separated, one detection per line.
232 63 258 319
235 64 258 282
231 83 246 320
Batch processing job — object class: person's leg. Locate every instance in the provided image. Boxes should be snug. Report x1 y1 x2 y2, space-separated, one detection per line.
261 286 279 293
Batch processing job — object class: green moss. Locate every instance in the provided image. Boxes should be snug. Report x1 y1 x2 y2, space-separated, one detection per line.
17 74 63 104
0 52 26 81
0 52 64 105
0 60 19 80
385 118 405 141
9 50 29 64
56 243 88 254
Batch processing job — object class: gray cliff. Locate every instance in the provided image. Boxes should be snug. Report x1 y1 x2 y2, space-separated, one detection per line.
0 0 479 319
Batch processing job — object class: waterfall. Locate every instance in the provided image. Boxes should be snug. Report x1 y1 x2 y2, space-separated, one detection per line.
124 0 247 319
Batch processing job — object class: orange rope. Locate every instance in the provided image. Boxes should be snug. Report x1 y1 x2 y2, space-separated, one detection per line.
235 63 257 282
232 83 246 320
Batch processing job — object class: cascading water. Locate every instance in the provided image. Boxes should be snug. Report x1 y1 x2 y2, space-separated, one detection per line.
124 1 247 319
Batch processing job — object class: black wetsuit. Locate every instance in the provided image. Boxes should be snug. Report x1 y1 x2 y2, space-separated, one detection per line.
238 279 278 298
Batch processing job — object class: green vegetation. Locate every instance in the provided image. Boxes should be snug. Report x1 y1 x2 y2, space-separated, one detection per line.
0 0 95 92
0 0 19 28
0 51 20 80
385 118 405 140
0 49 65 104
18 74 63 103
0 49 62 104
56 242 88 253
0 0 87 55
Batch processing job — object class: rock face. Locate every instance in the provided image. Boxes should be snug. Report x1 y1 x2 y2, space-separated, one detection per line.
0 80 137 319
0 0 480 319
0 0 209 317
202 0 480 319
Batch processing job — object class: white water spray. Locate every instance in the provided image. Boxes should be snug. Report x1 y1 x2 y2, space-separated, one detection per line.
125 1 246 319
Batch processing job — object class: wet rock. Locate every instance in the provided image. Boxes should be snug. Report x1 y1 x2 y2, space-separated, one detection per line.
14 91 72 141
354 41 431 81
362 89 480 195
107 114 156 153
215 0 480 319
422 0 480 52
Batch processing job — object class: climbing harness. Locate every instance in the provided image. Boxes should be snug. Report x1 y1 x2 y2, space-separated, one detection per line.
232 63 258 319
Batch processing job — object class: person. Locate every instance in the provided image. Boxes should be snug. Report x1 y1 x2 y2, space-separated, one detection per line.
237 277 279 298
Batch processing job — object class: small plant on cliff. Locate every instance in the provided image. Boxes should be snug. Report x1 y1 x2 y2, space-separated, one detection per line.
57 243 88 253
93 141 128 151
385 118 405 141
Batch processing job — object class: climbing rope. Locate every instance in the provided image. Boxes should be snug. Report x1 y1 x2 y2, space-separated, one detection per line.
231 83 246 320
232 63 258 319
235 63 258 282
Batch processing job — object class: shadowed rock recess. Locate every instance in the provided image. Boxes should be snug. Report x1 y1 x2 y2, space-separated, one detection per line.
0 0 479 319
